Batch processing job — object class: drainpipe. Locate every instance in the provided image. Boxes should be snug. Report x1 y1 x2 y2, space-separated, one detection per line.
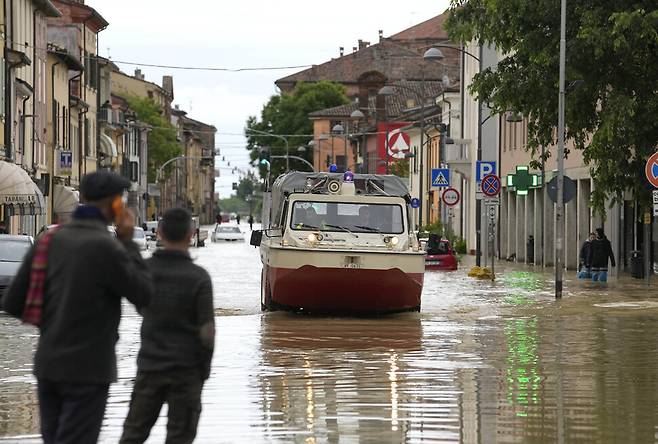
4 0 14 159
50 61 60 222
32 10 36 172
79 106 88 179
68 71 82 181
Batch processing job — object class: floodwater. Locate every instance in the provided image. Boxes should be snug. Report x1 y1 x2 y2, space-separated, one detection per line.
2 226 658 443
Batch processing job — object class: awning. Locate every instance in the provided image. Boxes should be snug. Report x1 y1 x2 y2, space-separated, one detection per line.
99 133 118 157
53 184 79 220
0 161 46 215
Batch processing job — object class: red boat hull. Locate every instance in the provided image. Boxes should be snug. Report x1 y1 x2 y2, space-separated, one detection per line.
265 265 423 313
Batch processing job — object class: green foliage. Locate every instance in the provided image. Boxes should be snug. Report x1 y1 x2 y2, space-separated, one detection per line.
389 159 410 178
246 81 349 179
446 1 658 214
125 95 181 182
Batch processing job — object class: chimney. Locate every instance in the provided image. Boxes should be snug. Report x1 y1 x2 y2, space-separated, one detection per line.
134 68 144 80
358 40 370 50
162 75 174 99
353 46 358 53
339 47 344 57
378 30 384 41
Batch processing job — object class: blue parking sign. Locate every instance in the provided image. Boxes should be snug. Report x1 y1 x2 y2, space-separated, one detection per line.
431 169 450 188
476 161 496 182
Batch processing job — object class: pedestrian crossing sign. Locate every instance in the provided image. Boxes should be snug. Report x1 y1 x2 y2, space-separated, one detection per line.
431 168 450 188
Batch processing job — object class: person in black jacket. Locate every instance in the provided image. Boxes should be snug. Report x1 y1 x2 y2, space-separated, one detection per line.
120 208 215 444
578 232 596 278
2 171 154 444
588 227 616 282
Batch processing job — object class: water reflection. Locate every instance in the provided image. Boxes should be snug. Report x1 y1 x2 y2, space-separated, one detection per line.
258 314 426 443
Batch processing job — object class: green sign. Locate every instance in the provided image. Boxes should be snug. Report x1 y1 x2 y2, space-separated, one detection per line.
506 166 541 195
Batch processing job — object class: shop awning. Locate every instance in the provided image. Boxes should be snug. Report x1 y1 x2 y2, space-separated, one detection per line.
53 184 79 221
99 133 118 157
0 161 46 215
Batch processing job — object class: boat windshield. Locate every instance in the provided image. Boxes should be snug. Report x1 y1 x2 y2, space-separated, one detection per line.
290 201 404 234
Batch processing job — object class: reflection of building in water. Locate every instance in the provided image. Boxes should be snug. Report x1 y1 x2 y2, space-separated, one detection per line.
257 315 423 442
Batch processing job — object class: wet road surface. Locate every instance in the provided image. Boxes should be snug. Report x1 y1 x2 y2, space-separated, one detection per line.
2 225 658 442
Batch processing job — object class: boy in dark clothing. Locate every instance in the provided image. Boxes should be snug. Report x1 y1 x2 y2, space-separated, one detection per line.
578 232 596 278
588 228 616 282
120 208 215 444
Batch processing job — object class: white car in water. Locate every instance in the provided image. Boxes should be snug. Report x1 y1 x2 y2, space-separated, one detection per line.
212 225 244 242
132 227 148 250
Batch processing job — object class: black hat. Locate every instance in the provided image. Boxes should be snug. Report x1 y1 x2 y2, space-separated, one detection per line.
80 171 131 202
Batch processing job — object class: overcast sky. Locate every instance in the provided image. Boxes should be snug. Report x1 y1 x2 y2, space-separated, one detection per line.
86 0 451 198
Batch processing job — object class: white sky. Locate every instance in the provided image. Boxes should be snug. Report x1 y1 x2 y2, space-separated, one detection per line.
86 0 451 198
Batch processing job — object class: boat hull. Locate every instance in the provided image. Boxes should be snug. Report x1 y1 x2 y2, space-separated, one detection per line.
264 261 424 313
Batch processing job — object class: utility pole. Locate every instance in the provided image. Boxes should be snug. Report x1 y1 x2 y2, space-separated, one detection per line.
555 0 567 299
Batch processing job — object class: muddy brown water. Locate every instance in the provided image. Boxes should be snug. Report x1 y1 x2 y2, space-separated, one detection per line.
2 228 658 443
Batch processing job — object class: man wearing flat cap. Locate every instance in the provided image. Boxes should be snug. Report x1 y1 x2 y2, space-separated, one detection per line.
2 171 155 444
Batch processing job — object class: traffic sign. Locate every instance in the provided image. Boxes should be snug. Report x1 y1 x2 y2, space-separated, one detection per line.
481 174 501 197
547 175 576 203
488 206 497 219
442 187 460 206
484 197 500 206
653 190 658 204
476 161 496 182
646 151 658 188
431 168 450 188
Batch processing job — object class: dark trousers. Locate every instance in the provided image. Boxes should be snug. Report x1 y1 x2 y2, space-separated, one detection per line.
120 369 203 444
37 379 109 444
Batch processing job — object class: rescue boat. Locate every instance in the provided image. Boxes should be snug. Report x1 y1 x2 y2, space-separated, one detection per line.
250 171 425 313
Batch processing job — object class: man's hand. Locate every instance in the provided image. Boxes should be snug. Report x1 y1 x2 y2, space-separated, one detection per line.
115 208 135 242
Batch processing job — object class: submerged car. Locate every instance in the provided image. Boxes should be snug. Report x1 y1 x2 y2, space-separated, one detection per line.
212 225 244 242
132 227 148 250
0 235 34 297
424 234 458 271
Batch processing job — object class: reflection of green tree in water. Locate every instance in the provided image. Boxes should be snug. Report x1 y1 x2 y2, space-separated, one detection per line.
505 317 542 417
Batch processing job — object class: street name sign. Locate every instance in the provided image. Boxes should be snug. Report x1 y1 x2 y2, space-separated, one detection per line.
646 151 658 188
481 174 501 197
442 187 460 206
431 168 450 188
476 161 496 182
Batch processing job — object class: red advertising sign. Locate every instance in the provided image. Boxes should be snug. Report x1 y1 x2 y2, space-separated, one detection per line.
377 122 411 174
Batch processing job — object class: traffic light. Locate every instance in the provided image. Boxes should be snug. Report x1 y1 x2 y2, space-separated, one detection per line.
259 148 270 162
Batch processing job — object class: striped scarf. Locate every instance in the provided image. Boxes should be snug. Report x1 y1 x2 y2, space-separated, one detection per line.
22 227 59 326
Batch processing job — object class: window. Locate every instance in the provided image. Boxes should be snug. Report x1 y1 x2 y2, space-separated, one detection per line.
290 201 405 234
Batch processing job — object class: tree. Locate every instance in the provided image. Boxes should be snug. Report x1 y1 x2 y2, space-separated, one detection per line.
389 159 410 178
246 81 349 179
446 1 658 213
126 96 181 182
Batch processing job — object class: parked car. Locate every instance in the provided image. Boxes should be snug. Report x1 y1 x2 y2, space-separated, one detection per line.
0 235 34 297
424 234 458 271
212 225 244 242
132 227 148 251
145 221 159 241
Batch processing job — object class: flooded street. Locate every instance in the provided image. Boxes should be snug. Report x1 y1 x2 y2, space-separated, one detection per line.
2 226 658 443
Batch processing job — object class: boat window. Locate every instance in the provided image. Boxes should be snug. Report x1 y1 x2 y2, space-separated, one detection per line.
290 201 404 234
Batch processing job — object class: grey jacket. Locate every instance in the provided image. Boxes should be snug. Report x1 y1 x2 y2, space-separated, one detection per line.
2 218 154 384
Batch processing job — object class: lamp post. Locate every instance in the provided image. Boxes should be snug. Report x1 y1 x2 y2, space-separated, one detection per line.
350 109 365 172
425 45 484 264
555 0 567 299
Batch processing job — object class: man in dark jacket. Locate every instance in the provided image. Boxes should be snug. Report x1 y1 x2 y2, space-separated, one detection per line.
578 232 596 278
2 171 154 443
120 208 215 444
588 227 616 282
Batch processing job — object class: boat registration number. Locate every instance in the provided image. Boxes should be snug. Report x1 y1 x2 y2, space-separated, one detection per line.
344 262 362 269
